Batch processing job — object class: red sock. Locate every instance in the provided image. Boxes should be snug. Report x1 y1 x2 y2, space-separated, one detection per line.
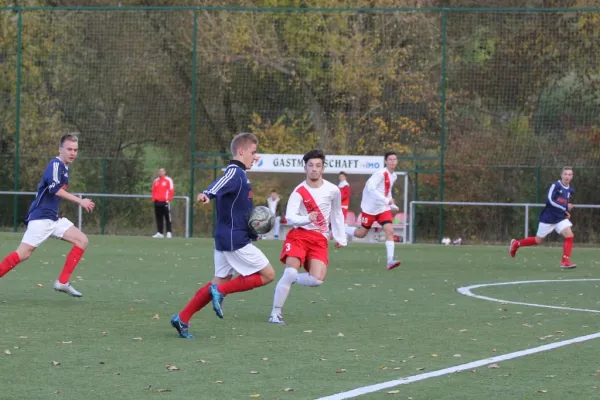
518 237 537 247
58 246 85 284
217 273 264 295
179 282 212 323
0 252 21 277
563 236 574 258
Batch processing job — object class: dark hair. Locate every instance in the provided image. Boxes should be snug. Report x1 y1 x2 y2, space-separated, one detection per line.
270 189 278 193
230 132 258 155
60 133 79 148
303 149 326 164
339 171 346 177
384 151 397 161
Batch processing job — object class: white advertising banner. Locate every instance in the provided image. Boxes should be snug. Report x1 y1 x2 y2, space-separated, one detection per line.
249 154 385 174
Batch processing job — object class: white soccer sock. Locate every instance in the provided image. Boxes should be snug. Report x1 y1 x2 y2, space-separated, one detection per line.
385 240 395 263
271 267 298 315
345 226 357 237
296 273 323 287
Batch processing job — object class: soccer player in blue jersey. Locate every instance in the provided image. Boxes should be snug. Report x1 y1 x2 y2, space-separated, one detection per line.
510 167 576 269
170 132 275 338
0 134 95 296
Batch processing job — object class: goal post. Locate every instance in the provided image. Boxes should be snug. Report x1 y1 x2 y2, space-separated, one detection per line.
0 191 191 238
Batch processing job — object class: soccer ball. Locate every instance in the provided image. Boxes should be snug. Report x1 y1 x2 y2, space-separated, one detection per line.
441 237 451 245
249 206 275 235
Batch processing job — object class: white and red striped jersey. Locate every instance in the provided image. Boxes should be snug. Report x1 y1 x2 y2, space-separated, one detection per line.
360 168 397 215
285 179 347 246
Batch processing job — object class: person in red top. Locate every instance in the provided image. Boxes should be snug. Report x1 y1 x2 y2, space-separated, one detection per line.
338 171 351 223
151 168 174 238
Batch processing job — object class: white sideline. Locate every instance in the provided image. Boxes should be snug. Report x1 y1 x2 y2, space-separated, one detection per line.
317 279 600 400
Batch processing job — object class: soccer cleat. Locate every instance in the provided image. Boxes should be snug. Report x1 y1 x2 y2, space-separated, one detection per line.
152 232 164 238
268 313 287 325
166 232 172 239
509 239 519 258
53 280 82 297
386 260 401 270
170 314 194 339
209 284 225 319
560 257 577 269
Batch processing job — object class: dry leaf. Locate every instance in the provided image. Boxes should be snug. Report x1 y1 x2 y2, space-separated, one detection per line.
165 364 180 371
37 284 43 288
132 337 143 341
492 348 497 352
393 367 401 370
408 356 416 359
197 359 207 363
319 358 327 361
431 354 438 357
453 354 462 358
303 330 312 333
250 370 259 374
215 381 224 384
522 323 533 328
416 367 425 371
459 329 468 332
387 390 400 394
261 357 268 361
129 307 135 312
18 336 27 339
51 361 61 366
249 394 260 398
488 364 500 369
380 366 388 370
337 332 345 337
283 388 294 392
538 390 548 393
336 368 346 373
347 349 357 352
4 350 11 355
152 314 160 320
156 388 171 393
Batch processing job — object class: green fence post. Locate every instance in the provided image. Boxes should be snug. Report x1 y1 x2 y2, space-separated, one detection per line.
13 8 23 233
101 158 107 235
189 8 198 238
438 9 448 242
212 158 217 237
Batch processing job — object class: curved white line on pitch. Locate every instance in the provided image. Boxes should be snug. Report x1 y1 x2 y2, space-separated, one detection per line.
457 279 600 313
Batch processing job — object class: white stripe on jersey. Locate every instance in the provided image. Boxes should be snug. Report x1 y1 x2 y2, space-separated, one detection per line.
209 167 236 195
53 161 59 184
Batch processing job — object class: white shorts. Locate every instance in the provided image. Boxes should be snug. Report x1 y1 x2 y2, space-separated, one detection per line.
214 243 269 278
22 218 74 248
536 219 573 238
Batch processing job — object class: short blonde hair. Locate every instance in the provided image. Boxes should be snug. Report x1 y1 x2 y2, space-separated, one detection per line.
230 132 258 156
562 166 573 173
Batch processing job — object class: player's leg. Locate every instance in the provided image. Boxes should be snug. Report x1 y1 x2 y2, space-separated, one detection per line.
171 251 232 338
382 222 401 270
209 244 274 318
296 232 328 286
345 211 374 239
1 220 53 278
55 220 88 297
509 223 550 258
165 203 173 238
153 203 164 238
273 216 281 239
270 230 308 324
558 220 576 269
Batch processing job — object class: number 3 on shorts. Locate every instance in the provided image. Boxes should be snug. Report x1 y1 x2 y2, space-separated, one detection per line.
285 243 291 252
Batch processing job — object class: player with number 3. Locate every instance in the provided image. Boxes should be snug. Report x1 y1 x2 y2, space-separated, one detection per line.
268 150 347 325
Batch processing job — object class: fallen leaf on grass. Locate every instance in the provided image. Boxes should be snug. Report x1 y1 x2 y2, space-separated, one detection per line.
303 330 312 333
37 284 43 288
538 390 548 393
165 364 180 371
250 371 259 374
57 341 72 344
387 390 400 394
215 381 224 384
132 337 143 341
431 354 438 357
51 361 61 366
337 332 345 337
261 357 268 361
336 369 346 373
459 329 468 332
18 336 27 339
4 350 11 355
283 388 294 392
197 359 207 363
346 349 357 352
522 323 533 328
408 356 416 359
416 367 425 371
488 364 500 369
453 354 462 358
152 314 160 320
249 394 260 398
156 388 171 393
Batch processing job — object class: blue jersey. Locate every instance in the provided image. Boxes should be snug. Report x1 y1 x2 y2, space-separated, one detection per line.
539 180 574 224
203 160 257 251
26 157 70 222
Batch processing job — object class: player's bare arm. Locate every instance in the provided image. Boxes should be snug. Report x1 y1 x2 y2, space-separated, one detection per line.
55 189 95 213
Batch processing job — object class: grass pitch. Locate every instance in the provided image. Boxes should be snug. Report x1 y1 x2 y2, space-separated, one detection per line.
0 233 599 399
